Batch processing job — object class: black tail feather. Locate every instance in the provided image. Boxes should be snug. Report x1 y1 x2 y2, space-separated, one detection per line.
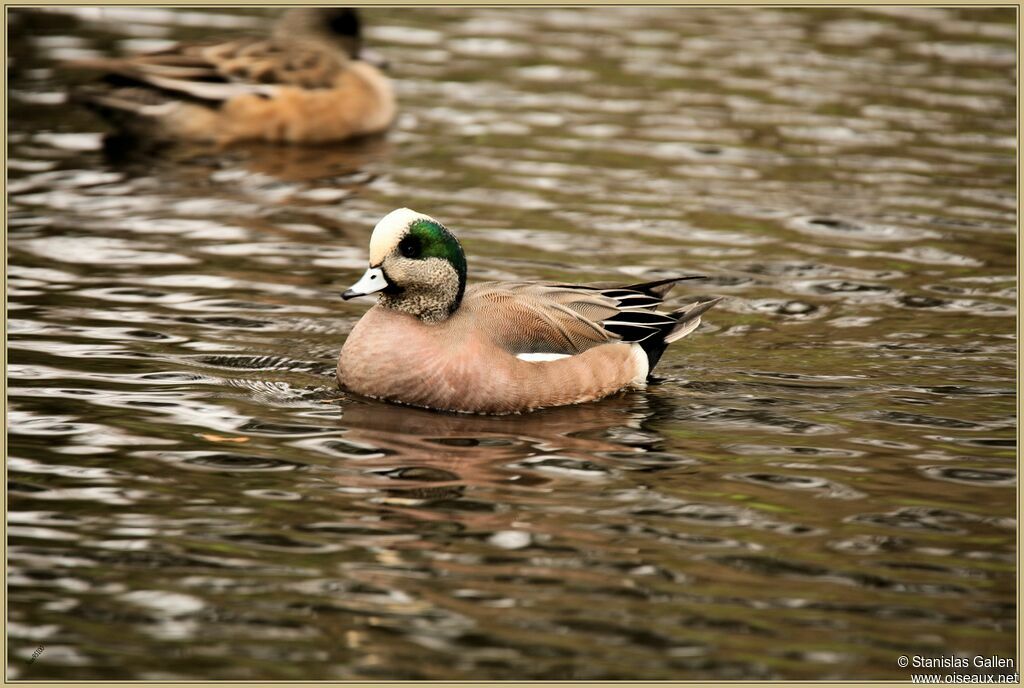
624 275 706 298
635 296 723 375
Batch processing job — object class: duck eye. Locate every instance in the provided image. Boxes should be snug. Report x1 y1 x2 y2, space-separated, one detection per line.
398 235 422 259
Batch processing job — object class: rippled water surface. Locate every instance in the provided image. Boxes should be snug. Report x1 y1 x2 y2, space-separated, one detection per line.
7 6 1017 681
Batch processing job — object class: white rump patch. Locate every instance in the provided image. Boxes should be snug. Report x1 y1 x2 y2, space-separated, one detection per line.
629 344 649 386
516 352 571 362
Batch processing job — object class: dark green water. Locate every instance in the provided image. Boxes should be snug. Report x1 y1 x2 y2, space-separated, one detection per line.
7 6 1016 680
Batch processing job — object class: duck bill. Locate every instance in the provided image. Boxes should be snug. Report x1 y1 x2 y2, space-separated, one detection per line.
341 266 389 300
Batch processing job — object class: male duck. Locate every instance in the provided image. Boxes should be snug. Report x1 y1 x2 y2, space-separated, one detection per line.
68 8 395 145
338 209 721 415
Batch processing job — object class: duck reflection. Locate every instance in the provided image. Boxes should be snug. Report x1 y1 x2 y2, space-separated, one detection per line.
211 135 393 182
104 134 394 184
330 392 672 512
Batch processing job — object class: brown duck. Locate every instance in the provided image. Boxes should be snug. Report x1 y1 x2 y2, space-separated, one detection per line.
68 8 395 144
338 209 721 415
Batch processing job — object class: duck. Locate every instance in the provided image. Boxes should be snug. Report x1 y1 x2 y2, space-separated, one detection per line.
337 208 722 415
67 8 396 145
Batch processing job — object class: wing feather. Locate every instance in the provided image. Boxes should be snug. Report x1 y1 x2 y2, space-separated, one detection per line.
67 36 345 107
465 278 707 356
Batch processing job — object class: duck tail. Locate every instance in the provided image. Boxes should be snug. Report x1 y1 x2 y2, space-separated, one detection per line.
637 296 723 374
624 275 706 299
70 81 191 144
665 297 723 344
70 85 144 117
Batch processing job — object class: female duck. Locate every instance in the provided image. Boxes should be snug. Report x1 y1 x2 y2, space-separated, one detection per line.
339 209 720 415
69 8 395 145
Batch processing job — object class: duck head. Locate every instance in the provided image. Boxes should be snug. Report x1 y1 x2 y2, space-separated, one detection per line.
342 208 468 323
274 8 365 60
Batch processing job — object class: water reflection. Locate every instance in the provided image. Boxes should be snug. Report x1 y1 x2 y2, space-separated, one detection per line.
103 135 396 186
7 5 1016 682
325 395 660 505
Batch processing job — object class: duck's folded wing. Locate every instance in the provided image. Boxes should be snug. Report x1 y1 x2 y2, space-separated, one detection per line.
68 39 343 104
468 281 689 356
191 40 346 89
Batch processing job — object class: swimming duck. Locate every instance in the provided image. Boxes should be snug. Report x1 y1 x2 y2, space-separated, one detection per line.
68 8 395 145
338 209 721 415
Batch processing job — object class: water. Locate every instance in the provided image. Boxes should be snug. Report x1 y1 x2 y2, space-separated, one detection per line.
7 6 1016 681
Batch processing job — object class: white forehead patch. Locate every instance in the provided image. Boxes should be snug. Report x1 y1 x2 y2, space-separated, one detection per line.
368 207 438 265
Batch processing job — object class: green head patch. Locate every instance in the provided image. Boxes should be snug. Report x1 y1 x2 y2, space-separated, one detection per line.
399 218 468 309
